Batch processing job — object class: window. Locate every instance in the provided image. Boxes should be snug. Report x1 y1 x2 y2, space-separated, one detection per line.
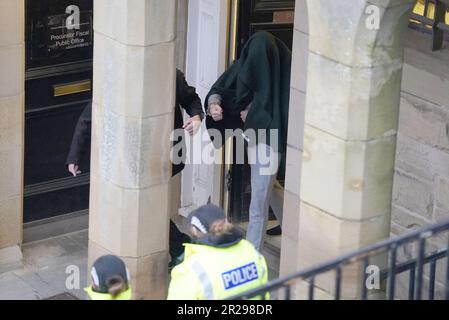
411 0 449 26
409 0 449 50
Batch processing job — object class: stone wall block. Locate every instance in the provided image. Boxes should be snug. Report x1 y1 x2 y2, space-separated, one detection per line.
285 147 303 197
89 174 170 257
94 0 176 46
0 196 22 249
308 1 414 67
301 125 397 220
0 147 22 201
295 0 308 34
287 88 306 151
0 0 24 47
0 94 23 151
296 201 390 298
281 191 301 242
93 34 176 119
436 177 449 211
96 112 173 189
0 45 24 98
305 53 402 140
398 93 449 152
290 30 309 93
392 170 434 220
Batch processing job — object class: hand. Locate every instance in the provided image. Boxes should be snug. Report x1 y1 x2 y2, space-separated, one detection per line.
183 115 202 136
240 109 249 123
68 164 82 177
209 104 223 122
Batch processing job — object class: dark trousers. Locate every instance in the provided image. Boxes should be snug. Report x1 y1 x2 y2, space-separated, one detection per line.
169 220 190 259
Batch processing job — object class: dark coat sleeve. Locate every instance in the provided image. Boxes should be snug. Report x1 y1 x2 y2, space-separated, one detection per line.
66 103 92 166
204 32 291 156
204 62 247 149
172 70 204 177
176 70 204 120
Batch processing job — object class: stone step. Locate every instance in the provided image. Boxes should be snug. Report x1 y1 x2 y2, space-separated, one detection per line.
262 239 281 280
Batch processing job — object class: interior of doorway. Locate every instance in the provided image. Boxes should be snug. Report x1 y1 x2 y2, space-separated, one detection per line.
224 0 296 252
23 0 93 242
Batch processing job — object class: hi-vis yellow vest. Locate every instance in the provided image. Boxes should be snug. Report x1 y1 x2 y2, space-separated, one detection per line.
85 287 132 300
167 240 268 300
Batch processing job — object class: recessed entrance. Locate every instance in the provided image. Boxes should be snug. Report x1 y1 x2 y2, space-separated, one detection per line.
228 0 295 225
24 0 93 226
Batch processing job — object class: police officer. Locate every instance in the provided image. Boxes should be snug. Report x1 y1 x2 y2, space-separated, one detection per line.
167 204 268 300
85 255 132 300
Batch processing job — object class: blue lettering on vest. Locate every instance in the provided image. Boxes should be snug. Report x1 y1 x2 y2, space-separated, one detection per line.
221 262 259 290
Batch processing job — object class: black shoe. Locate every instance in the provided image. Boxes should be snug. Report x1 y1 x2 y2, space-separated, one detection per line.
266 225 282 236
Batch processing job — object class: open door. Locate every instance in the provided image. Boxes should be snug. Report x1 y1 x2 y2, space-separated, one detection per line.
180 0 230 215
229 0 295 223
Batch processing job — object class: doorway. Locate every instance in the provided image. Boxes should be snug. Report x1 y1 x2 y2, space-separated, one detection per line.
228 0 295 225
24 0 93 228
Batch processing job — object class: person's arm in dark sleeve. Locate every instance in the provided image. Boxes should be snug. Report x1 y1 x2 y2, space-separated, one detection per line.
176 70 204 120
66 103 92 170
176 70 204 136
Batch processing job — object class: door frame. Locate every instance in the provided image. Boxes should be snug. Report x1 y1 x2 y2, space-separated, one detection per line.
180 0 234 217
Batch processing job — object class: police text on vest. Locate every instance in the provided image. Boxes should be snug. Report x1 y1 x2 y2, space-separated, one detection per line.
222 262 259 290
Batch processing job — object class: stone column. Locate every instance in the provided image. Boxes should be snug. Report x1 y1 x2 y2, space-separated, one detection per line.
0 0 24 270
281 0 416 299
279 0 308 285
176 0 189 70
88 0 177 299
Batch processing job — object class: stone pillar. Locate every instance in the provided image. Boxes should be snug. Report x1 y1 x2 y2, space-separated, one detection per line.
88 0 177 299
0 0 24 269
281 0 416 299
279 0 308 285
176 0 189 70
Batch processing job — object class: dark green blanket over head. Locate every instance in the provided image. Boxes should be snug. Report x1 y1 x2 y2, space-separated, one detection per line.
205 31 292 155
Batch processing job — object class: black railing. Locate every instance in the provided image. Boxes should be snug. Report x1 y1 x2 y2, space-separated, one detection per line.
409 0 449 50
230 219 449 300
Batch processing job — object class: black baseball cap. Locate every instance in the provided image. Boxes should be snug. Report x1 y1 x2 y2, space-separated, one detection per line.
188 204 226 234
90 255 130 294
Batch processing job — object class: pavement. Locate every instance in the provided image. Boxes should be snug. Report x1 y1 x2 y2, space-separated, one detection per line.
0 224 281 300
0 231 89 300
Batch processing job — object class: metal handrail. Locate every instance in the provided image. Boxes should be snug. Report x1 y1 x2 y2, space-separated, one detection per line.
230 218 449 300
380 247 448 279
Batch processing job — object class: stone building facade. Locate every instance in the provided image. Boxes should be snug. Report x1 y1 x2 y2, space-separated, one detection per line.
0 0 448 299
393 28 449 299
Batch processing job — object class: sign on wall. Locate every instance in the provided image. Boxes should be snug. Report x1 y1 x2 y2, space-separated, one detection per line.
26 0 94 69
47 6 92 53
